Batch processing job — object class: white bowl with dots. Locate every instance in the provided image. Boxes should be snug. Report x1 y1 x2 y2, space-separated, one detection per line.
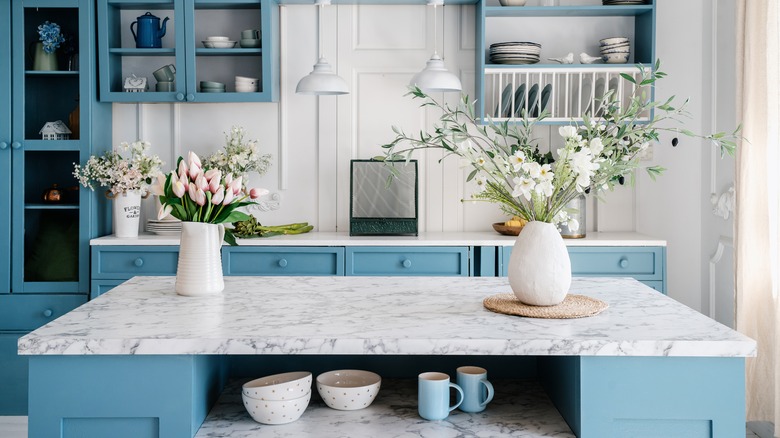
242 371 312 401
316 370 382 411
242 390 311 425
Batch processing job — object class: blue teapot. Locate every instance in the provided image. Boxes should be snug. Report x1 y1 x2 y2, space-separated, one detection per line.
130 12 169 49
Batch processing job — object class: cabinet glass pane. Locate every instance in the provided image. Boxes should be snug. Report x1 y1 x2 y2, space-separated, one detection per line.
24 209 79 282
24 151 80 207
22 7 79 141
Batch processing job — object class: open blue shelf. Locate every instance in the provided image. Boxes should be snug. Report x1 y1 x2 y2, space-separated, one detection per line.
485 5 654 17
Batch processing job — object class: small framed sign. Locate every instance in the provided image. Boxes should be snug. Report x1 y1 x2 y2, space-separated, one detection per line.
350 159 418 236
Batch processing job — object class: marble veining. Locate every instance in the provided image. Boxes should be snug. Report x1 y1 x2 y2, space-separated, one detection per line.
89 231 667 247
194 379 574 438
19 276 755 357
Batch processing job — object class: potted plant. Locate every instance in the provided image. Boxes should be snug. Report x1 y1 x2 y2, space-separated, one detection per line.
382 62 740 306
34 21 66 71
73 141 163 238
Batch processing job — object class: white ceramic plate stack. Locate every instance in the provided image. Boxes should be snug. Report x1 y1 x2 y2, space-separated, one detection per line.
602 0 647 5
235 75 259 93
202 36 237 49
489 42 541 65
599 36 630 64
146 219 182 236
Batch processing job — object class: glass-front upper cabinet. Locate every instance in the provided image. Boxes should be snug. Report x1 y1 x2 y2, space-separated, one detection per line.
98 0 278 103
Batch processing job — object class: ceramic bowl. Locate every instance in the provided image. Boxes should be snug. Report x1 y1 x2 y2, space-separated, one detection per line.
235 76 259 84
235 86 258 93
202 40 236 49
599 36 629 46
200 81 224 88
242 371 312 401
239 38 262 48
205 36 230 41
498 0 527 5
242 390 311 425
492 222 524 236
602 52 630 64
316 370 381 411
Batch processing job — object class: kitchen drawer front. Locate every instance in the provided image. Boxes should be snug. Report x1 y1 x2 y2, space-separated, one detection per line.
501 246 665 281
90 279 126 299
92 246 179 279
346 247 469 276
223 247 345 276
0 294 87 331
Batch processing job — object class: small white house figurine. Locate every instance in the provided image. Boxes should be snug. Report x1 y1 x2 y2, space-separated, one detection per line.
39 120 71 140
123 74 148 92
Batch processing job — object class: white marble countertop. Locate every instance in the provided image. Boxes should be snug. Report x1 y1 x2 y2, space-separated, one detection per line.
19 276 754 357
90 231 667 247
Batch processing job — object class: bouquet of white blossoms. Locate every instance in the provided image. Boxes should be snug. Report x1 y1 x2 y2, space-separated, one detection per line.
203 126 271 189
383 62 740 229
73 141 164 196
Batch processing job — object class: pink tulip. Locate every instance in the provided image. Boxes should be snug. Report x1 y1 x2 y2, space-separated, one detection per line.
189 164 201 181
188 151 202 169
188 182 198 202
195 174 209 192
249 187 269 200
172 180 186 198
195 188 206 206
170 171 179 185
157 203 173 221
150 172 166 197
178 160 188 181
204 168 220 182
230 176 243 196
208 172 222 194
224 173 233 186
222 188 234 205
211 186 225 205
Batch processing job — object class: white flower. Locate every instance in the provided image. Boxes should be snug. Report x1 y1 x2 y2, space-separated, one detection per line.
474 175 488 193
568 218 580 232
559 126 578 139
511 177 535 201
589 138 604 155
522 161 542 179
538 163 554 181
534 179 554 198
508 150 526 171
476 156 487 167
569 148 600 190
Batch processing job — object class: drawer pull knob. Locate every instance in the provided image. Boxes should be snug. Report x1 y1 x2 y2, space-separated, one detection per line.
176 93 185 101
402 259 412 268
278 259 288 268
186 93 195 102
11 141 21 150
42 309 53 318
619 258 629 268
0 142 7 150
134 258 144 267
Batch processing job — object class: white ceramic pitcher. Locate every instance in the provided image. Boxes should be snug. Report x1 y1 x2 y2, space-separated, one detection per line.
175 222 225 296
112 190 141 238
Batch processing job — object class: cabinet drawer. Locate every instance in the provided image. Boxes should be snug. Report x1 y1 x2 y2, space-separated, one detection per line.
0 294 86 331
501 246 665 281
346 247 469 276
223 247 345 276
90 279 126 299
92 246 179 279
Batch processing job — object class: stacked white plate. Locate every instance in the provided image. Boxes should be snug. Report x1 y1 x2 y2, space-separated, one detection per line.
599 36 630 63
146 219 182 236
489 42 541 65
235 75 259 93
602 0 647 5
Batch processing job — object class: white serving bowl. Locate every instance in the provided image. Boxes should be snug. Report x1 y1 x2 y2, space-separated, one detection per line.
206 36 230 41
242 371 312 401
316 370 381 411
499 0 527 5
599 36 629 46
202 40 236 49
235 75 259 82
600 47 630 55
602 53 630 64
242 390 311 425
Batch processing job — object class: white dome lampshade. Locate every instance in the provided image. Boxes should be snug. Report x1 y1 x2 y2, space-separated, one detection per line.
296 57 349 95
409 53 462 93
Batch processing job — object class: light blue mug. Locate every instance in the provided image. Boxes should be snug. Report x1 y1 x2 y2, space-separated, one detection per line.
456 366 495 413
418 372 463 421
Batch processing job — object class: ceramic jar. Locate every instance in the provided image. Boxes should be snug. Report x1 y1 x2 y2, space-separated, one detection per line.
175 221 225 296
507 221 571 306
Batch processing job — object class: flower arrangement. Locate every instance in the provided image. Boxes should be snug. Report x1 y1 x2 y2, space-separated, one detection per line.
73 141 163 196
37 21 66 54
382 62 740 227
153 152 268 245
202 126 271 189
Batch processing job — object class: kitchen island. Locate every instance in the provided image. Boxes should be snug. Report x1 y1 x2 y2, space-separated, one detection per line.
20 276 754 437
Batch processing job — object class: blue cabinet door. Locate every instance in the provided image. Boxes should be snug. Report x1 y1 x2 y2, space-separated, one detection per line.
0 0 10 294
0 333 28 414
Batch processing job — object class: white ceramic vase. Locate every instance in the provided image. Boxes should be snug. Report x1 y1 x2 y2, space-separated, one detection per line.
112 190 141 238
175 222 225 297
507 221 571 306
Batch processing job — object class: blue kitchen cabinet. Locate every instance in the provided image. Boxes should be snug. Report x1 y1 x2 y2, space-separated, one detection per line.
98 0 279 102
223 247 345 276
345 247 469 276
0 0 112 414
498 245 667 293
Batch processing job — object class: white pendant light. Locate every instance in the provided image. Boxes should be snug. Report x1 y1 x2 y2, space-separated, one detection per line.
410 0 461 93
296 0 349 95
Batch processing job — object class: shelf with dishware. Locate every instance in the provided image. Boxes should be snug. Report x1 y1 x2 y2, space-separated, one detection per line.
476 0 655 124
97 0 278 102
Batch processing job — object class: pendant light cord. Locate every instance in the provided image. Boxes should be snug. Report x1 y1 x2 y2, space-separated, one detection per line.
318 2 324 59
433 3 438 57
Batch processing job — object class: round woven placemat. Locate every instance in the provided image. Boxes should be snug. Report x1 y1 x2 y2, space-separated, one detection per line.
483 293 608 319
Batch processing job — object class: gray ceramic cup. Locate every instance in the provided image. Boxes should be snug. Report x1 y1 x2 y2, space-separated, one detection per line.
241 29 259 39
153 64 176 82
155 81 174 92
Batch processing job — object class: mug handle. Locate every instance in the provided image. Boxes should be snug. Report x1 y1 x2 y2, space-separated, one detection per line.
479 379 495 408
130 21 138 42
169 63 176 74
448 383 464 412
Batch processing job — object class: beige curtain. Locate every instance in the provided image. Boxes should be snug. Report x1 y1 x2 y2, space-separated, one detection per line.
735 0 780 431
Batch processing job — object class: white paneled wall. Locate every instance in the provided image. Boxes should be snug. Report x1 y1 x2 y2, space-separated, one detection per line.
111 1 726 312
